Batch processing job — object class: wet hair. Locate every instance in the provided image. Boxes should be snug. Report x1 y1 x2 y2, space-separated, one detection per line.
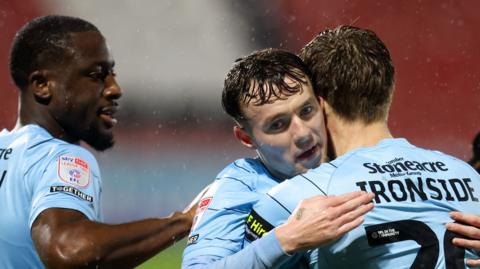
470 132 480 163
299 25 395 123
222 48 312 125
9 15 100 89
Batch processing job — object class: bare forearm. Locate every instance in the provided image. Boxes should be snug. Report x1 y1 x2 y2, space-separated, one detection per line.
98 212 192 268
33 209 192 269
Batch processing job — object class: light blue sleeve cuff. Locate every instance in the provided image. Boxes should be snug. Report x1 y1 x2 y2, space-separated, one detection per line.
252 230 291 267
181 230 291 269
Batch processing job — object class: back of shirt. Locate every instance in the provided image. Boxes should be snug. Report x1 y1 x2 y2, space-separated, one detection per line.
0 125 102 268
253 138 480 269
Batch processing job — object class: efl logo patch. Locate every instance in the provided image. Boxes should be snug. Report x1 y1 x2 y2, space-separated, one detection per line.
58 155 90 188
191 196 213 231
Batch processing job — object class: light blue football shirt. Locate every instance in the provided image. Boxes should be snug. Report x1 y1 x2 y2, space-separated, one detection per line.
252 138 480 269
0 125 103 269
182 158 307 269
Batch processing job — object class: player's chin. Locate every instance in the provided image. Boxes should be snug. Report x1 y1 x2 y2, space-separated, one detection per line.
303 156 322 171
90 137 115 151
86 128 115 151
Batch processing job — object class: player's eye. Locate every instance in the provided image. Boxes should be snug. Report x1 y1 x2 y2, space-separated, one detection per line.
267 118 288 133
87 66 115 82
88 71 106 81
299 104 316 119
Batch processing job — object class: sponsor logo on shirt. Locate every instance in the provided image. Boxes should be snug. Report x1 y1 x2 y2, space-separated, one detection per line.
245 209 273 242
356 157 479 204
191 196 213 231
362 157 448 176
58 155 90 188
50 185 93 202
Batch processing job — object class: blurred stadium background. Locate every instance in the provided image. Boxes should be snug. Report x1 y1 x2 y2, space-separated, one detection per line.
1 0 479 268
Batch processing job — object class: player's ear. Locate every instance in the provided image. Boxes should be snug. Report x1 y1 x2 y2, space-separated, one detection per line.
28 70 53 104
320 97 334 116
234 125 256 149
317 96 323 106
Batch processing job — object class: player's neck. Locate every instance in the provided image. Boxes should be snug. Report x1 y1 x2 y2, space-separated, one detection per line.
328 116 392 158
16 95 79 144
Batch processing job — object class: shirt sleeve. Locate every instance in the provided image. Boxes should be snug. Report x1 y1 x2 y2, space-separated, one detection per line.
28 145 102 227
182 177 255 261
182 168 292 269
182 231 290 269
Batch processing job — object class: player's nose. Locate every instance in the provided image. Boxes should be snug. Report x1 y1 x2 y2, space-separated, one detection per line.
103 75 122 100
292 117 313 149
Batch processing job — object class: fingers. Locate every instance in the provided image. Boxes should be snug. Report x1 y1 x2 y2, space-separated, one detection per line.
341 203 375 224
337 215 365 235
277 191 375 252
447 211 480 255
446 222 480 240
327 192 375 219
336 203 374 234
450 211 480 227
326 191 370 207
466 259 480 267
450 237 480 251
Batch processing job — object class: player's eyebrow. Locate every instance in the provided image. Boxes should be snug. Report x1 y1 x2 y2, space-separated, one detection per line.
264 97 316 123
262 111 289 128
96 60 115 69
299 97 317 107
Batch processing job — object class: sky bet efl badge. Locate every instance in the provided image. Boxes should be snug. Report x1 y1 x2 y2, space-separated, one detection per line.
58 155 90 188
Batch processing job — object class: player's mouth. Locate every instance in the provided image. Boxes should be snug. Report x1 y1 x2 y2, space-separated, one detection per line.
99 106 118 127
296 145 319 163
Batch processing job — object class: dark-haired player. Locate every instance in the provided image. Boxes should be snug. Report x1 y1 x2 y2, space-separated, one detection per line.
182 48 374 268
0 15 201 269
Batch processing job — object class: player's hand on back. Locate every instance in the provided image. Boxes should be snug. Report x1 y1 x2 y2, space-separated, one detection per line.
275 191 375 254
446 211 480 267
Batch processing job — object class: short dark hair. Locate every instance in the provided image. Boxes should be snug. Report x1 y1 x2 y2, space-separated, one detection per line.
472 132 480 159
469 132 480 173
222 48 312 124
299 25 395 123
9 15 100 89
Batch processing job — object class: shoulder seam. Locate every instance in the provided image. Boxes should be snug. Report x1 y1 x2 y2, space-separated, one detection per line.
266 193 292 214
300 174 327 195
233 161 254 174
27 138 55 150
207 207 249 214
216 176 254 191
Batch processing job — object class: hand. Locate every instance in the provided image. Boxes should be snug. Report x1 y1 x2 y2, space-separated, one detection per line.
446 211 480 267
275 191 375 253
